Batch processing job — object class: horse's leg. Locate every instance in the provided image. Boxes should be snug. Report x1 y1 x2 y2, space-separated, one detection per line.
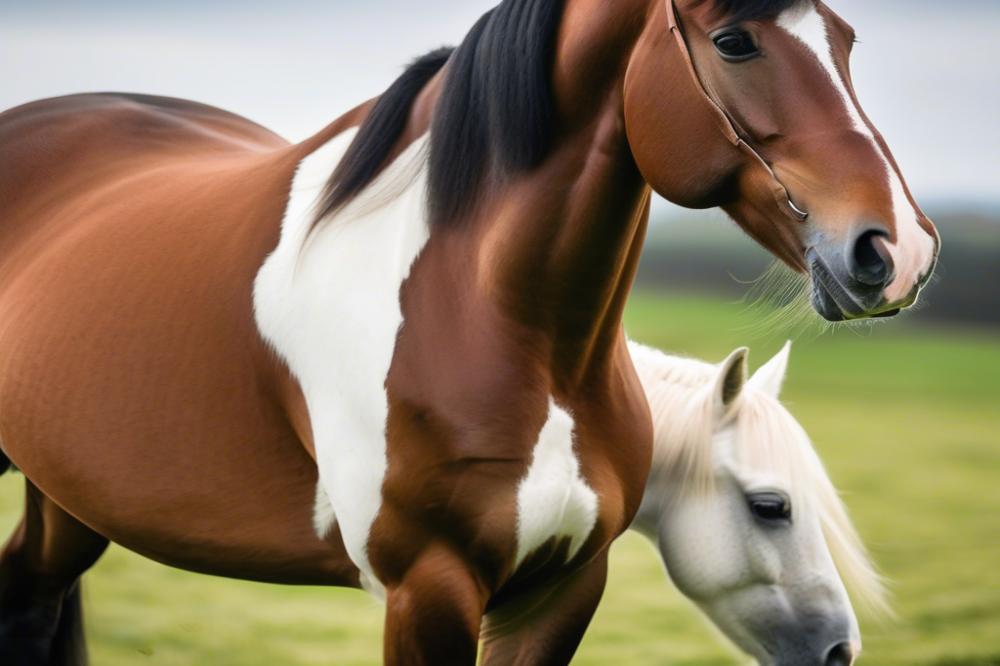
382 544 487 666
480 552 609 666
0 480 109 666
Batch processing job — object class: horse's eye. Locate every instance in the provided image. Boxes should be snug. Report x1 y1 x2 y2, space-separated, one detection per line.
748 492 792 524
713 30 759 62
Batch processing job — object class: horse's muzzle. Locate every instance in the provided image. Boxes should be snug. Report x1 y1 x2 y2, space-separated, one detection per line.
806 226 917 322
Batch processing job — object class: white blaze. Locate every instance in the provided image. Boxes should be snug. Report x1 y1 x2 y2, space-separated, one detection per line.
778 4 936 303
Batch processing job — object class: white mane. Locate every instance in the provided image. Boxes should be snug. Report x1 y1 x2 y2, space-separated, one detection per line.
628 342 890 616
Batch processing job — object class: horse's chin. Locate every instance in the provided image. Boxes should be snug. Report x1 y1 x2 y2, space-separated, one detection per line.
811 279 847 323
807 248 905 323
809 278 904 323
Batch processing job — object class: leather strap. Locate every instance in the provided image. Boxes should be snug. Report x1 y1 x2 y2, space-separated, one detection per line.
665 0 808 222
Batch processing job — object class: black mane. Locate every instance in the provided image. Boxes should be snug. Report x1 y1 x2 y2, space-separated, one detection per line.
315 0 797 227
316 0 565 227
316 47 454 222
428 0 564 224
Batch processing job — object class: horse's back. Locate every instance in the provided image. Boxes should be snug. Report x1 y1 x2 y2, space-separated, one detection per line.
0 92 287 227
0 92 287 166
0 92 303 324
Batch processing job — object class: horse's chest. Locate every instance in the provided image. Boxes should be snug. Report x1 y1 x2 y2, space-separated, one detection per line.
254 130 625 593
513 399 599 568
512 394 650 575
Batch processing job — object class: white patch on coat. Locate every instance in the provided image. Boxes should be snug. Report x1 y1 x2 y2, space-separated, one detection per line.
778 4 936 303
514 399 599 568
253 128 430 595
313 483 336 539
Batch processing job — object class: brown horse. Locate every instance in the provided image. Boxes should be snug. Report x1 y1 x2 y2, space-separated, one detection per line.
0 0 937 664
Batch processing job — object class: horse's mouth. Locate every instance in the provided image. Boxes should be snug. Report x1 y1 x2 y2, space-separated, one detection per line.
807 249 902 322
808 250 862 322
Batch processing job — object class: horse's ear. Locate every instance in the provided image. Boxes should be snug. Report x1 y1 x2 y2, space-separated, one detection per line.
748 341 792 399
714 347 749 417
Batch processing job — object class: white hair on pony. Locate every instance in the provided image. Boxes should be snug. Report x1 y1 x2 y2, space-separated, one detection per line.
628 343 719 496
628 340 890 617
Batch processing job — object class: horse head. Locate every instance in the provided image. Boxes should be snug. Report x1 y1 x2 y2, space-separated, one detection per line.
624 0 939 321
631 341 889 665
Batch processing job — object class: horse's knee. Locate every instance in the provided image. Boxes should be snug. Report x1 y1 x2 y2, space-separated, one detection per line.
481 553 609 666
382 545 487 666
0 483 104 666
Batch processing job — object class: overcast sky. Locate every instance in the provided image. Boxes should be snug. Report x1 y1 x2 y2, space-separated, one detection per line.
2 0 997 207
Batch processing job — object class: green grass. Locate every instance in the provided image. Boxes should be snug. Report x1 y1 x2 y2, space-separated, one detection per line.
1 291 998 665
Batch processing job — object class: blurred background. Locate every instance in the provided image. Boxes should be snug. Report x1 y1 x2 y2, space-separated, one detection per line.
1 1 998 664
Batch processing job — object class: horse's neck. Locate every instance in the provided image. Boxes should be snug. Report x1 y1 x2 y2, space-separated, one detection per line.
301 0 654 391
480 124 651 387
467 3 653 389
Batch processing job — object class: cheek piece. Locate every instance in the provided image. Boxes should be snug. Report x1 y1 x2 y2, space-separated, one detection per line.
665 0 809 224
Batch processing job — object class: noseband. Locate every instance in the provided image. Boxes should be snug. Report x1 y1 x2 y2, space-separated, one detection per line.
665 0 809 222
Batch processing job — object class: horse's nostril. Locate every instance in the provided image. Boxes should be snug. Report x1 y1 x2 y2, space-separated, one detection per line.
825 641 856 666
851 230 894 288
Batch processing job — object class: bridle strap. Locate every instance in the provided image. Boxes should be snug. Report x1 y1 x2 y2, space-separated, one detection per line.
665 0 808 222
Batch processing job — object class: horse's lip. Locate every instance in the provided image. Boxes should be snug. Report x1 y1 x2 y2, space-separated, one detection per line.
807 249 865 320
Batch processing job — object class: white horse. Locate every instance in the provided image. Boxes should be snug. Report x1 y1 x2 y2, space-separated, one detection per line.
628 341 888 666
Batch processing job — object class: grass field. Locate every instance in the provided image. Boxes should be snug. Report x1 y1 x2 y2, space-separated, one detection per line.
1 291 998 665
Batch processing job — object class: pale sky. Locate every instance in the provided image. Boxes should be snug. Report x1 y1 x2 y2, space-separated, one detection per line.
2 0 997 206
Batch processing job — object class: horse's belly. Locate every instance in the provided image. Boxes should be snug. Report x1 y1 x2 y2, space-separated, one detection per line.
0 305 354 585
0 146 357 585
